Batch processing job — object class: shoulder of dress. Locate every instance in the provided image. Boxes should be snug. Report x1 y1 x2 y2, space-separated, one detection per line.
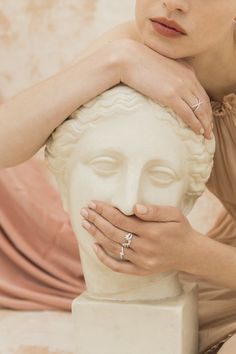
211 93 236 119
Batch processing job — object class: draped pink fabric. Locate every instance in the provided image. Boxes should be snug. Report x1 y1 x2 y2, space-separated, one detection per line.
0 158 85 310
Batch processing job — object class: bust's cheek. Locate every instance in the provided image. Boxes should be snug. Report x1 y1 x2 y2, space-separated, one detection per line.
149 180 187 207
67 166 119 211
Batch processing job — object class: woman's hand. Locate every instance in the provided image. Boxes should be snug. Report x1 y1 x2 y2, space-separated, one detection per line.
116 39 213 139
80 200 200 276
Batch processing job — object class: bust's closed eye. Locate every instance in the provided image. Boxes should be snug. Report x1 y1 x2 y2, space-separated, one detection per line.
89 156 120 176
148 166 177 185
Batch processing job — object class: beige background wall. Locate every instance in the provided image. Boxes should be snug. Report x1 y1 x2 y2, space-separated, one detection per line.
0 0 135 99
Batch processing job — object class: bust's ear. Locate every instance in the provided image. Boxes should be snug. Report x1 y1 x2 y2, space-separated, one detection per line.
180 195 197 216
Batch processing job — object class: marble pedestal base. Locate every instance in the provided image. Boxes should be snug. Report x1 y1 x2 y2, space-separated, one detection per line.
72 283 198 354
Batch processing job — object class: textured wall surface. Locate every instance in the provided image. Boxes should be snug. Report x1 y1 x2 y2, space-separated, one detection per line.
0 0 134 99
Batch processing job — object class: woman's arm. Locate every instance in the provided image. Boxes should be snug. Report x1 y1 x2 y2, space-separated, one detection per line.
0 43 121 167
0 22 213 167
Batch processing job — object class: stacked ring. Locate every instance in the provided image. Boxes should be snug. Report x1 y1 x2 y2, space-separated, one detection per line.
191 97 203 113
119 232 134 261
122 232 134 248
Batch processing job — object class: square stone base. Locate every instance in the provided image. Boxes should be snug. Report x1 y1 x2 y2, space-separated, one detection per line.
72 283 198 354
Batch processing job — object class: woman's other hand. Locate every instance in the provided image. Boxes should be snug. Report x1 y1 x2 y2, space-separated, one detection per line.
115 38 213 139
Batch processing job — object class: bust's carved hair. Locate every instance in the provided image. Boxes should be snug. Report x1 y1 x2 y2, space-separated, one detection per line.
45 85 215 213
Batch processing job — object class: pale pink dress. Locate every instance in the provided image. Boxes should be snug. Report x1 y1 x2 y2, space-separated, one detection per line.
0 94 236 353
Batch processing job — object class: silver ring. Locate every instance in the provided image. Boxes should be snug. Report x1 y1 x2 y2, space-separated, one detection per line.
122 232 134 248
191 97 203 113
119 245 125 261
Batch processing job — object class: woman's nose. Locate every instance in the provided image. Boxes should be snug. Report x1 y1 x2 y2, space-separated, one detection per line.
162 0 189 13
111 172 141 216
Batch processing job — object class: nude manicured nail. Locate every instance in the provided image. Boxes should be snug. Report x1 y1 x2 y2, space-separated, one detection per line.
80 208 88 218
199 127 205 135
88 201 96 210
136 204 148 214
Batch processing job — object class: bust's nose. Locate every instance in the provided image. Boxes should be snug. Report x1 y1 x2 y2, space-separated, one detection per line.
111 171 141 216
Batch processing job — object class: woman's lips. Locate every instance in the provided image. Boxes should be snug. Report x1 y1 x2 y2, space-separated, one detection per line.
151 17 187 34
150 18 187 38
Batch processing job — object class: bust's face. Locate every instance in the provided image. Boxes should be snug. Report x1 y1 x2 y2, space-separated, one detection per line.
64 108 189 257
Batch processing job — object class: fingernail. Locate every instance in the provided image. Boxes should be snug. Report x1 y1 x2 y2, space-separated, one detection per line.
82 220 91 230
136 204 148 214
199 127 205 135
88 201 96 210
80 208 88 218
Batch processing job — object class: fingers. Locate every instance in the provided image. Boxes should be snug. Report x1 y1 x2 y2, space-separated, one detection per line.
80 207 140 251
170 96 204 135
170 95 213 140
82 218 135 259
134 204 183 222
87 200 142 234
184 69 213 138
187 91 213 139
81 217 145 268
93 244 149 276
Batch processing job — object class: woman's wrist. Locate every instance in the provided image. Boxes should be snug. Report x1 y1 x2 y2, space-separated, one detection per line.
181 230 236 290
66 43 121 109
109 38 144 83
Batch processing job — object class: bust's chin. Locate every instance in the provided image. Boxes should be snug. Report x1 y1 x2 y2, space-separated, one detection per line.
78 242 183 302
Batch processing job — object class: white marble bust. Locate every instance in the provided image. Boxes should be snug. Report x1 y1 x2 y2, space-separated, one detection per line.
45 85 215 302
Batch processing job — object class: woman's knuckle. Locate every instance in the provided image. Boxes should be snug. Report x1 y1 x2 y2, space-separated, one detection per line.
188 70 196 80
113 213 123 226
164 87 176 99
110 242 119 254
175 77 185 87
109 227 117 240
93 227 100 238
143 258 156 271
142 243 153 257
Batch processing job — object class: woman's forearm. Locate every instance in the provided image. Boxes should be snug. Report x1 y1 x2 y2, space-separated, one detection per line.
0 43 121 167
184 231 236 290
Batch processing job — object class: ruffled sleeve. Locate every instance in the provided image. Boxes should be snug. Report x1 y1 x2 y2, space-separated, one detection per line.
207 94 236 219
